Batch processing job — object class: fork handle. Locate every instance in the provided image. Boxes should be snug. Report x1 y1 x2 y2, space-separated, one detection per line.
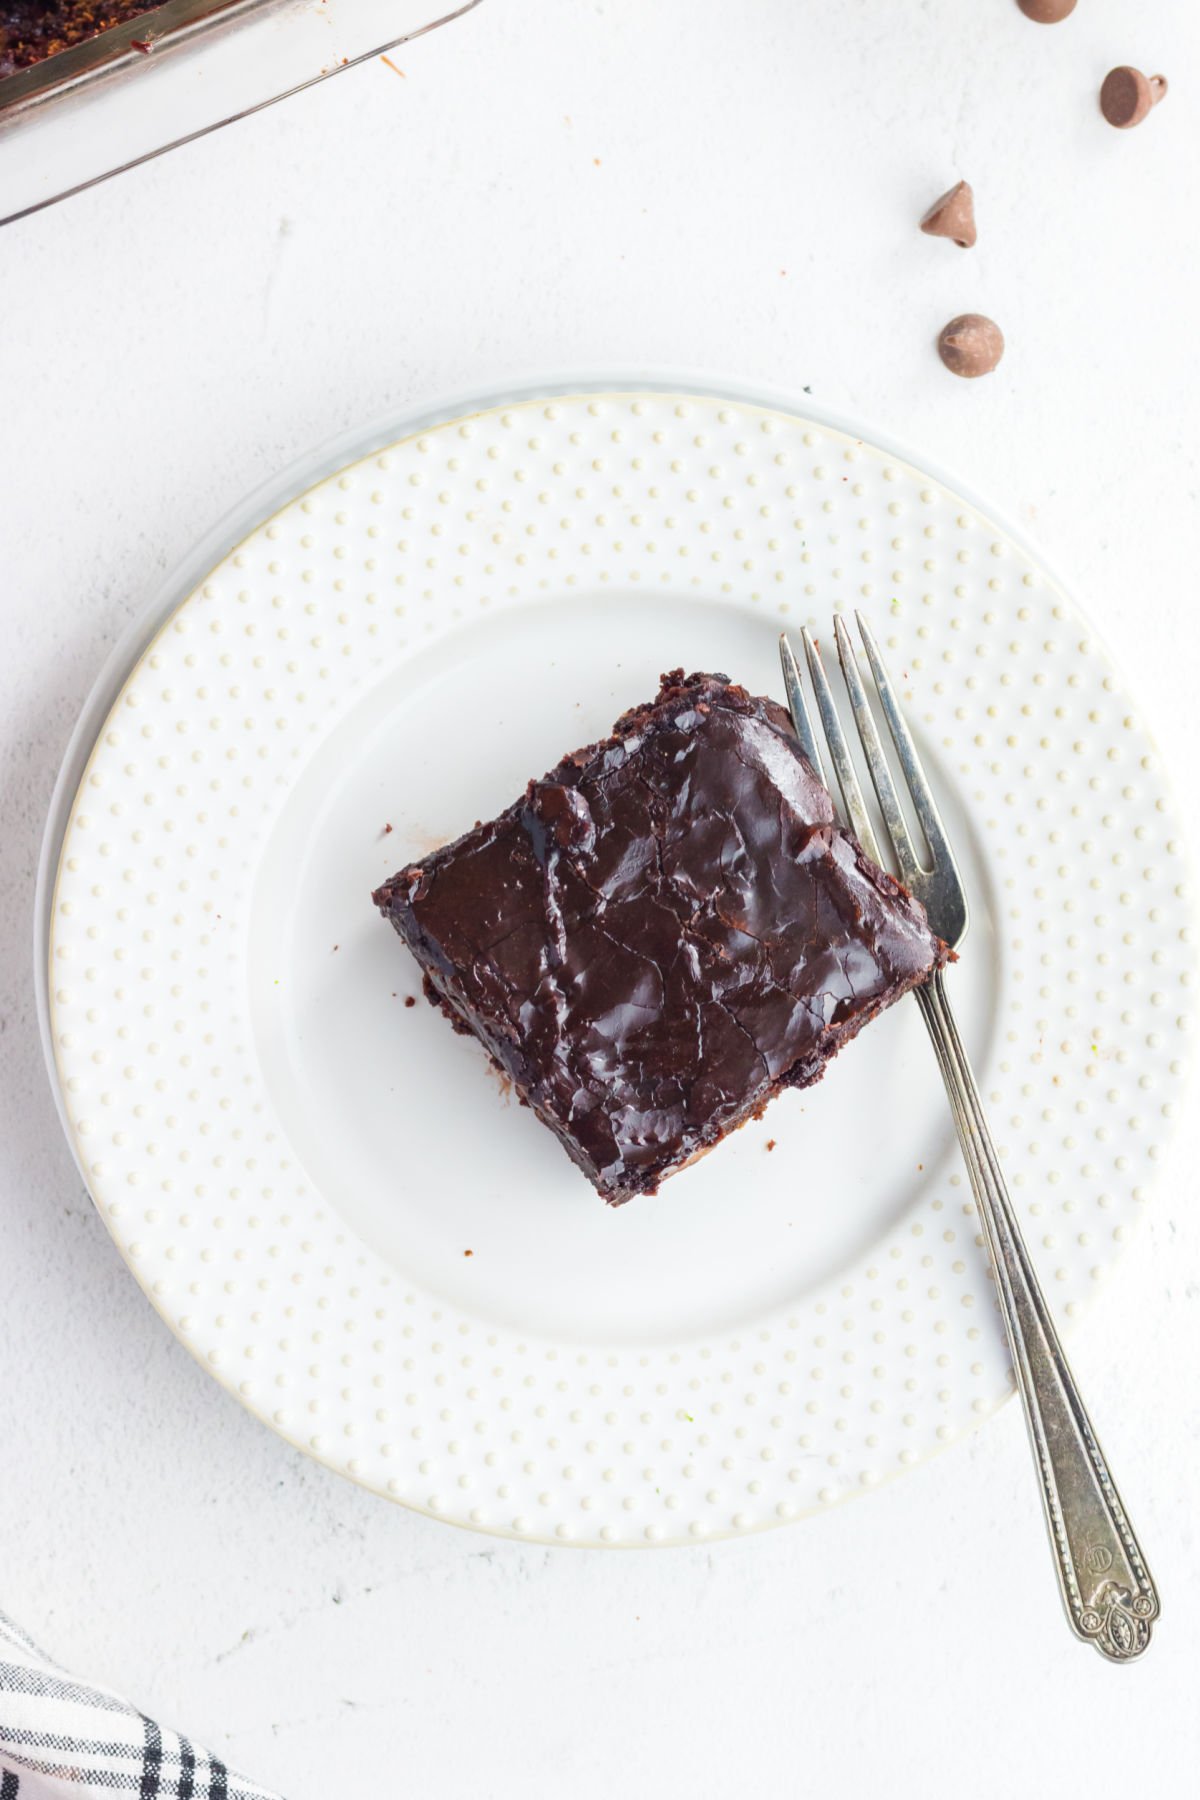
916 970 1159 1660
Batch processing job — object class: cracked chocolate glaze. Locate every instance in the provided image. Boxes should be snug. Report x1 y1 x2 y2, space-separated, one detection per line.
374 671 950 1204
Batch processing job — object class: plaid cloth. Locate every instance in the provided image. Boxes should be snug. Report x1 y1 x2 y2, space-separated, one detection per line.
0 1612 282 1799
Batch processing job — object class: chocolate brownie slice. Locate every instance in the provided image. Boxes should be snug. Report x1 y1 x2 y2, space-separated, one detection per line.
374 671 949 1204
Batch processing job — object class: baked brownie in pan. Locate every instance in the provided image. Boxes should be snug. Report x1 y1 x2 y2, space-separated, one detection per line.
374 671 950 1205
0 1 162 74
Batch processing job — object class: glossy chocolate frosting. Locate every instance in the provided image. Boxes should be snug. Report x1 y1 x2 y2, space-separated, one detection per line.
374 671 948 1203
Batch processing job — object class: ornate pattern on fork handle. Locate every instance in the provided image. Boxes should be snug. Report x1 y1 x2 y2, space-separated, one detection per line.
917 970 1160 1661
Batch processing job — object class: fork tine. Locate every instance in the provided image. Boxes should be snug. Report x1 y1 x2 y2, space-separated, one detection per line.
854 612 955 872
800 626 883 866
833 615 921 884
777 632 825 784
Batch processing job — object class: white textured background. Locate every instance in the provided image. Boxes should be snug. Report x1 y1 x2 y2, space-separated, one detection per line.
3 2 1199 1796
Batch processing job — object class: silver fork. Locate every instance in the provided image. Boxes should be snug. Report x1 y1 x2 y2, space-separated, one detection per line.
780 616 1159 1662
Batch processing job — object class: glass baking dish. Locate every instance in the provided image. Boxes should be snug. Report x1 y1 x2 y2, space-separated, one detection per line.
0 0 483 227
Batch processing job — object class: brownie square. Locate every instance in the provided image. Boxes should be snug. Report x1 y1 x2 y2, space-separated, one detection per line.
373 671 949 1204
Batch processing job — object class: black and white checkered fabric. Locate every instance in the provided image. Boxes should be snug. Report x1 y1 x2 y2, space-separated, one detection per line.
0 1612 283 1799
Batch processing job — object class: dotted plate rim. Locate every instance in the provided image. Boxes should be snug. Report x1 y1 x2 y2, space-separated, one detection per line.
37 376 1196 1546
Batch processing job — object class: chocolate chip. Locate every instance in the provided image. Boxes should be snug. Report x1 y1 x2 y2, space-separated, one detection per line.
937 314 1004 379
1016 0 1076 21
1100 67 1168 129
920 180 976 248
523 780 597 856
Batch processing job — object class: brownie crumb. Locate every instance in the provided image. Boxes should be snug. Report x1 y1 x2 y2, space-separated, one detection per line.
765 1139 777 1152
463 1248 473 1257
404 995 417 1009
382 822 393 836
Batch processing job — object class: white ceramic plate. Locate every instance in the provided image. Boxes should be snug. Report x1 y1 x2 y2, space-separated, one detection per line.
41 380 1193 1545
